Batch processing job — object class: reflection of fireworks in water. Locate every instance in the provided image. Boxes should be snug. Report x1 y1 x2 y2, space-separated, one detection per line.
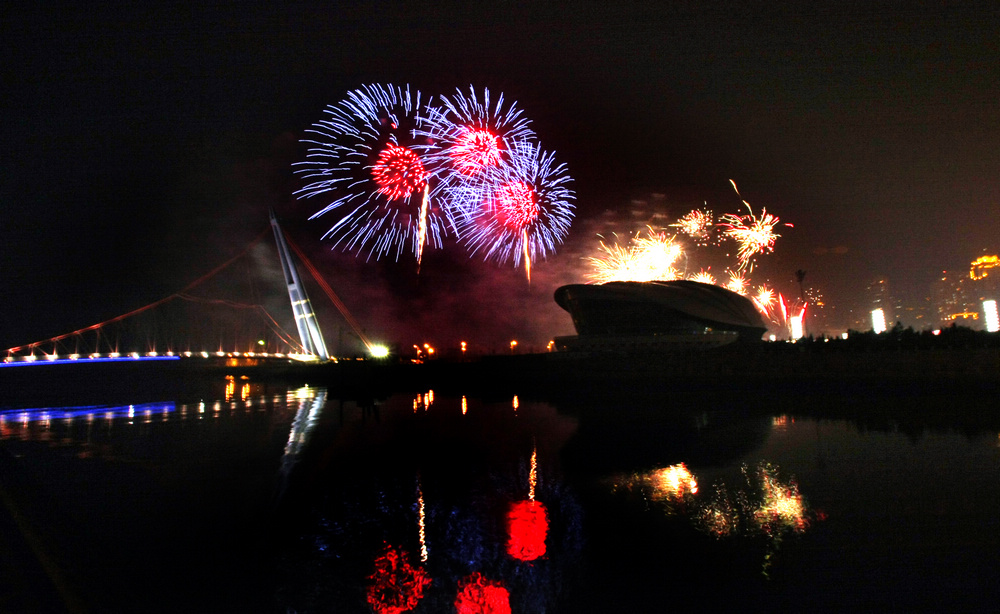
671 208 715 246
296 84 451 261
450 143 575 279
651 463 699 500
455 572 512 614
507 500 549 561
694 462 814 576
718 181 782 272
752 463 810 535
365 543 432 614
587 227 684 283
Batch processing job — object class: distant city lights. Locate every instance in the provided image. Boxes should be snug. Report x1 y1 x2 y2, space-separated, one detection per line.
984 300 999 333
871 308 887 334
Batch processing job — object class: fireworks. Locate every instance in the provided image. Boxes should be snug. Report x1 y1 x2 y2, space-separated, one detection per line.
718 181 781 272
725 271 748 296
719 206 781 272
688 269 716 285
295 84 452 261
296 84 574 277
415 85 535 184
451 143 575 273
583 180 795 329
752 286 776 316
587 227 684 283
671 208 715 245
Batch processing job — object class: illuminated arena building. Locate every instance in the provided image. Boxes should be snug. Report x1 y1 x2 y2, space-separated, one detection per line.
553 280 768 351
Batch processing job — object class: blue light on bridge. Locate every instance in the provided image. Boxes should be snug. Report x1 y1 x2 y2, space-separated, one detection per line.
0 355 181 368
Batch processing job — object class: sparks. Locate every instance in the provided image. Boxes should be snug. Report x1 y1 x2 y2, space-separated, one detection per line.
671 208 715 245
587 227 684 283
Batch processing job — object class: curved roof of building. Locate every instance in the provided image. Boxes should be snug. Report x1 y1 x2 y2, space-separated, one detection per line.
554 280 768 340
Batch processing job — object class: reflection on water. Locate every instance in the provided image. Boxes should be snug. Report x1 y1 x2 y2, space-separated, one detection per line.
366 543 432 614
2 379 1000 612
274 393 583 613
611 460 817 576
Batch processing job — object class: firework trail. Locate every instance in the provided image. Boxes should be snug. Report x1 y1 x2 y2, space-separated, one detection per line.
295 84 454 261
449 142 575 277
718 180 782 272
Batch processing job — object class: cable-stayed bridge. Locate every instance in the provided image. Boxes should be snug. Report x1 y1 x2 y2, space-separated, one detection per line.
2 211 369 369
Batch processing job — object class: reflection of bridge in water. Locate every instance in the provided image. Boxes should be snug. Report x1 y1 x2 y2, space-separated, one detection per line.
3 211 370 369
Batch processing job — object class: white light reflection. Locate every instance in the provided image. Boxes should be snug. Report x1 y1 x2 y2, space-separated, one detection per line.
276 386 328 501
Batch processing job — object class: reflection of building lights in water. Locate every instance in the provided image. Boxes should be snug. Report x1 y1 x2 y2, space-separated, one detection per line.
461 396 468 415
455 572 511 614
771 415 792 431
512 396 519 410
507 500 548 561
413 390 435 412
365 543 431 614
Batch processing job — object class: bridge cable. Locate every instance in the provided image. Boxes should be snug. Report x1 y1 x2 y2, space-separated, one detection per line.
6 229 272 355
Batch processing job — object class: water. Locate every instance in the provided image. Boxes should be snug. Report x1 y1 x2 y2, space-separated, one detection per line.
1 378 998 613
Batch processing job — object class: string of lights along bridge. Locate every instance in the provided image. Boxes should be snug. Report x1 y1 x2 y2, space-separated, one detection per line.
1 214 378 367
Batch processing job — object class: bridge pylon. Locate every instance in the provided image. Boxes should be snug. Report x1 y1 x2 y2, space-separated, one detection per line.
270 209 330 360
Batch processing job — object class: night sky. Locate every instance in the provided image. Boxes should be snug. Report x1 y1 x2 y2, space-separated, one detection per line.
3 3 998 352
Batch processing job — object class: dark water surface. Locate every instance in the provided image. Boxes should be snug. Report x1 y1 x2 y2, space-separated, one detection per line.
1 378 998 613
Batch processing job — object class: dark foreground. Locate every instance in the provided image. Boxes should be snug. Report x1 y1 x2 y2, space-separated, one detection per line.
1 339 998 612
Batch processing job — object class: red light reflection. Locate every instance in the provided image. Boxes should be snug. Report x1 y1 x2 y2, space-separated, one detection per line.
454 572 511 614
506 500 548 561
365 543 431 614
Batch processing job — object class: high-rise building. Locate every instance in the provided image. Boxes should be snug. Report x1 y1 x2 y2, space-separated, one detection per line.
865 277 895 327
932 253 1000 330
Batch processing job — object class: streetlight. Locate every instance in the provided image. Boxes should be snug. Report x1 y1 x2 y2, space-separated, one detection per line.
510 340 518 354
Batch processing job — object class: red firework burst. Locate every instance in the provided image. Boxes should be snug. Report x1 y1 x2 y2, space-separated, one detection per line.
371 143 427 200
451 127 503 175
491 181 538 231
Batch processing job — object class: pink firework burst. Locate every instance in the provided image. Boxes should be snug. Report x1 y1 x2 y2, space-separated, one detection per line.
491 180 539 232
451 128 504 175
